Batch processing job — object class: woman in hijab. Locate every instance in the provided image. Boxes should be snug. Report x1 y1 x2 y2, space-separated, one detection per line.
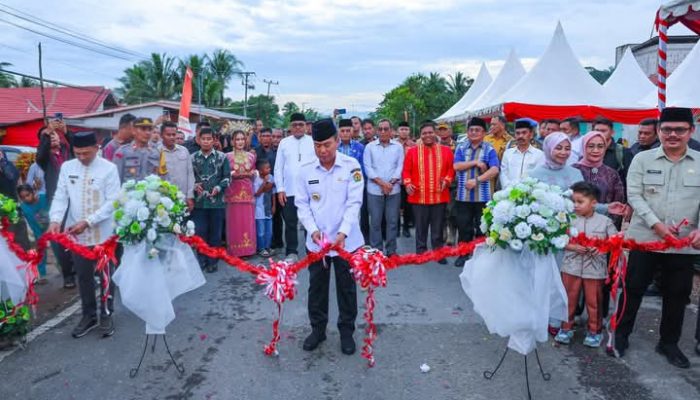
530 132 584 190
573 131 626 216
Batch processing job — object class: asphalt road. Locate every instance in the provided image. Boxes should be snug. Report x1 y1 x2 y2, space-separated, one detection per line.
1 232 699 400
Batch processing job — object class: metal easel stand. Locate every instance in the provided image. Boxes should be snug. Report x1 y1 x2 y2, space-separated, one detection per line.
129 334 185 378
483 347 551 400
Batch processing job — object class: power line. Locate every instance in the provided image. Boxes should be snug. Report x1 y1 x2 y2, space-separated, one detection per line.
0 3 147 59
0 44 122 81
0 17 137 62
0 68 109 94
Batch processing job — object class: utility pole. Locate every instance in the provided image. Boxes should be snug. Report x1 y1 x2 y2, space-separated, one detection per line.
263 79 278 96
38 42 47 122
240 71 256 117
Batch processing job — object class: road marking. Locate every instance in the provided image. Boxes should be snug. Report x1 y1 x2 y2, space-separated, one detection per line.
0 301 81 363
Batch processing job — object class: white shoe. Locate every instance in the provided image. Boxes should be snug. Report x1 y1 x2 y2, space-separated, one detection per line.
284 253 299 263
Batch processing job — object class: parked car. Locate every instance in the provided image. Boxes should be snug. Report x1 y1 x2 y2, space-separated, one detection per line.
0 145 36 165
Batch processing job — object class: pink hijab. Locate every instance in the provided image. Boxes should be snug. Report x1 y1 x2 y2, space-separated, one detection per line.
577 130 607 168
543 132 571 170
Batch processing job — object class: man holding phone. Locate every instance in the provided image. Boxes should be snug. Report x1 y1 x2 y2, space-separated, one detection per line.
36 115 76 288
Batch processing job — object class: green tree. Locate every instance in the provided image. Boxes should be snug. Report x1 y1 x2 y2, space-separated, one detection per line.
227 94 280 127
586 66 615 84
375 71 467 132
447 71 473 101
281 101 301 125
207 49 243 107
116 53 180 104
0 62 17 88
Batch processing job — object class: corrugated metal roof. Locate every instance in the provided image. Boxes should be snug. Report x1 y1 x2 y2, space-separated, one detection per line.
0 86 113 125
68 100 250 121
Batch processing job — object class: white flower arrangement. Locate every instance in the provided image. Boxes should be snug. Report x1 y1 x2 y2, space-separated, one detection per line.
113 175 195 257
481 178 576 255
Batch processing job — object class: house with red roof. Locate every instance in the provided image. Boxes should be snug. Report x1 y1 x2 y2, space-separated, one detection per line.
0 86 117 146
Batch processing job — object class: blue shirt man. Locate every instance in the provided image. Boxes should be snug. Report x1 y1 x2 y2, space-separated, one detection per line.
452 117 500 267
337 118 365 174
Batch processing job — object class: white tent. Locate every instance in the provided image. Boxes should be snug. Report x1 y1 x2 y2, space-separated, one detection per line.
465 49 527 114
490 22 605 110
436 63 492 122
641 38 700 108
602 48 656 107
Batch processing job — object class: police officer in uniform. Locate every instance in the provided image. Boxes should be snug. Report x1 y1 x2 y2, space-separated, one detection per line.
112 117 167 182
296 118 364 355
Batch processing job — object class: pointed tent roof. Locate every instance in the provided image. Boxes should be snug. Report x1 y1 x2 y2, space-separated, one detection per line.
494 22 605 108
642 38 700 108
601 48 655 106
466 50 526 113
436 63 492 122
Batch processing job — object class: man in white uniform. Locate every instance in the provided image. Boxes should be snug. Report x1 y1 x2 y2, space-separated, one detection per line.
274 113 316 262
296 118 364 355
48 132 121 339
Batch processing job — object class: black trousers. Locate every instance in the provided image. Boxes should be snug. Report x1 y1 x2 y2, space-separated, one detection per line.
616 251 695 345
399 186 414 232
412 203 446 254
73 250 114 317
308 255 357 333
454 201 485 244
50 212 75 279
360 189 370 245
281 196 299 255
271 205 284 249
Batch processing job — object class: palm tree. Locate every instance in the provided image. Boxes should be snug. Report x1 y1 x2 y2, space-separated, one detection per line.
206 49 243 106
179 54 210 105
0 62 17 88
447 72 472 99
116 53 180 104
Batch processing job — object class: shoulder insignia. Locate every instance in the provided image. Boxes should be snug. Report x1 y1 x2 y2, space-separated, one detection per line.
352 169 362 182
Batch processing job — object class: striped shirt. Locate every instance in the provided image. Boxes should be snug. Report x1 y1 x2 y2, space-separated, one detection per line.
454 141 500 202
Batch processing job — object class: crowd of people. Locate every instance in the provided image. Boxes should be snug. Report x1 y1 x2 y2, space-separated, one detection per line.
1 107 700 364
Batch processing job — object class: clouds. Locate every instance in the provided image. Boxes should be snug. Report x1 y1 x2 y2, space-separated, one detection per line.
0 0 688 114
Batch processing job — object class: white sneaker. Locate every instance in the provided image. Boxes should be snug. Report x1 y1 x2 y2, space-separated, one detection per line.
284 253 299 263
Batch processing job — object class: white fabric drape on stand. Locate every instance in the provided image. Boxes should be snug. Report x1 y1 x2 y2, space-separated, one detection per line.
113 235 206 334
0 236 27 304
460 245 567 355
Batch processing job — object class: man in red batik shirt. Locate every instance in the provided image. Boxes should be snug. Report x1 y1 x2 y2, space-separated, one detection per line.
402 120 454 264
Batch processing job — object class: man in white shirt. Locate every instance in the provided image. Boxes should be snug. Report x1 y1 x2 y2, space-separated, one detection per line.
363 119 404 256
274 113 316 261
500 119 544 188
48 132 121 339
296 119 363 355
561 117 583 165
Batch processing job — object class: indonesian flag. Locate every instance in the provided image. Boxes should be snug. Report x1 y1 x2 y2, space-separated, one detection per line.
178 66 193 135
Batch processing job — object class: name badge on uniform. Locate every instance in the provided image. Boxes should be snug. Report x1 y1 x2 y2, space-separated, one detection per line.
646 169 662 174
311 193 321 201
69 174 78 184
308 179 319 185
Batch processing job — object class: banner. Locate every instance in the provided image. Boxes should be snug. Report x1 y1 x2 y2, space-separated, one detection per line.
178 66 193 135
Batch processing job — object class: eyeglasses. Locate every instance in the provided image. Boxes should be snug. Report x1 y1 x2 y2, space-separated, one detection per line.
659 127 690 135
377 127 391 132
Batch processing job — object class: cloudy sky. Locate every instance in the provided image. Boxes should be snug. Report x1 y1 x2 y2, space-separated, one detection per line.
0 0 693 114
